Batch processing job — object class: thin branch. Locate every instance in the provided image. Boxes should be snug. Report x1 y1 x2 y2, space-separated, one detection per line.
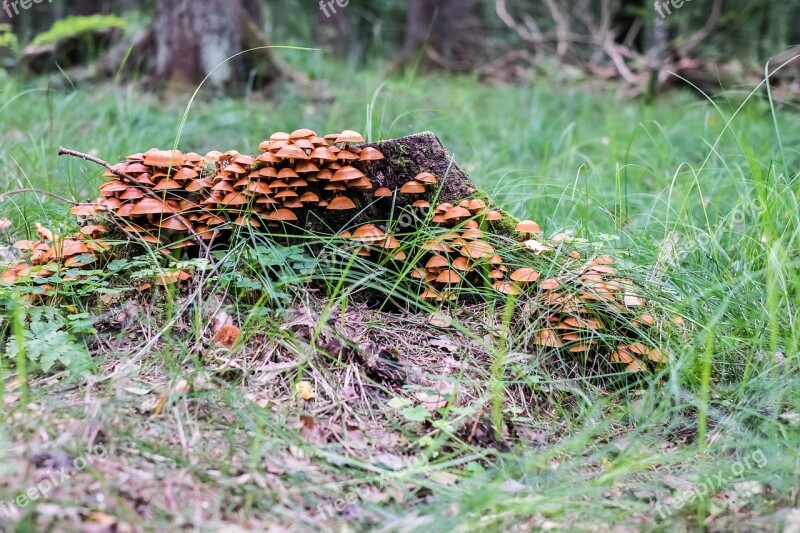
678 0 723 57
495 0 541 44
57 146 214 260
603 40 640 85
542 0 570 57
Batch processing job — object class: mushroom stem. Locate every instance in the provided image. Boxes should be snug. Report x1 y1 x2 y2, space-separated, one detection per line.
57 146 215 263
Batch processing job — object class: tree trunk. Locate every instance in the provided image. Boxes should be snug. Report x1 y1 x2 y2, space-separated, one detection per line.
152 0 278 92
397 0 484 72
71 0 104 15
315 3 352 59
646 3 668 100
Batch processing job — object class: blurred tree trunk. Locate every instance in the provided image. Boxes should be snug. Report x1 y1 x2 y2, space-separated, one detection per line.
646 2 668 100
397 0 483 72
241 0 263 26
72 0 103 15
315 4 352 59
150 0 278 92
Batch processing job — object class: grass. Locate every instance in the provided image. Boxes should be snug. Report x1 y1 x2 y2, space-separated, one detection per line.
1 54 799 531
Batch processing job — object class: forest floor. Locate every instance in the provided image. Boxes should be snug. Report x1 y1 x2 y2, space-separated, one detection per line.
1 63 799 532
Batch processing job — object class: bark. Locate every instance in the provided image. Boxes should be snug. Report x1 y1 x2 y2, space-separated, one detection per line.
152 0 279 92
365 132 476 211
71 0 105 15
241 0 263 25
646 6 668 100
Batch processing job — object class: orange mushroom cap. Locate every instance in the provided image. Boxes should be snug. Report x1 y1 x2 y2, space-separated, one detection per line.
327 196 357 210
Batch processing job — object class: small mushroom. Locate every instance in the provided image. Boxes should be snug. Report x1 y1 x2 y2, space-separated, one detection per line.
436 270 462 284
460 240 494 260
426 255 449 270
143 149 185 168
290 128 317 140
443 206 471 221
451 257 472 272
493 281 522 295
414 172 437 185
400 181 426 195
299 192 320 203
510 268 540 284
335 130 365 145
358 147 385 162
351 224 385 244
515 220 541 240
331 166 366 182
264 208 299 222
130 198 176 216
327 196 357 210
275 145 309 161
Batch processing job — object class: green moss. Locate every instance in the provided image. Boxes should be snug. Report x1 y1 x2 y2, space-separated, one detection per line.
390 144 413 168
491 214 519 237
31 15 126 46
463 189 519 236
0 25 17 51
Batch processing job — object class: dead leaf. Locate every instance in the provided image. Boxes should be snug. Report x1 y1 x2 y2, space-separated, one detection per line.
374 452 407 471
87 511 118 527
295 381 315 400
212 310 233 334
415 390 448 412
523 239 553 254
427 312 452 328
173 378 191 394
499 479 527 493
782 509 800 533
430 337 458 353
153 393 167 415
98 292 122 305
214 324 240 348
135 282 152 292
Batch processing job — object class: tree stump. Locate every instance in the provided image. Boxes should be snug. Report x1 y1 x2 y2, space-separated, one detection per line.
365 132 476 207
304 132 481 234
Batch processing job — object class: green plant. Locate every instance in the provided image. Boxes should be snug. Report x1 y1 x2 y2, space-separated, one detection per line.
3 306 93 374
31 15 126 46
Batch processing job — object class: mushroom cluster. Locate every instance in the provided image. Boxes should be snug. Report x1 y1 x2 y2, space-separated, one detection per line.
0 130 675 373
0 222 109 289
83 149 206 250
81 130 384 251
342 195 535 301
341 201 668 372
531 255 670 371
